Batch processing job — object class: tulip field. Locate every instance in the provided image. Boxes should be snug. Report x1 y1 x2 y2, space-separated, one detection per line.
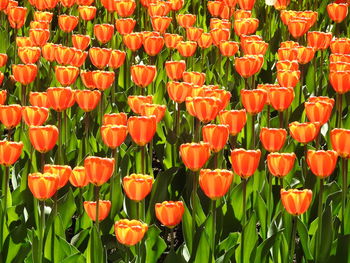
1 0 350 262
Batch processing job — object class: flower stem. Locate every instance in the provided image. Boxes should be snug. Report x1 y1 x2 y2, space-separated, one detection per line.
0 166 9 251
241 178 247 263
38 200 45 263
94 186 100 232
141 146 145 174
290 216 297 263
342 158 347 234
337 93 342 128
58 111 62 164
279 111 284 129
211 199 216 259
315 178 324 263
170 227 175 251
191 171 198 241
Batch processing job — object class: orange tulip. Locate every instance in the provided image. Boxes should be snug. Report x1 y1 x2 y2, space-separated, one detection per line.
210 28 230 46
241 89 267 114
33 11 53 22
274 0 290 10
55 66 79 86
114 219 148 246
79 71 94 89
101 125 128 148
276 60 299 71
69 166 89 187
185 27 203 42
30 21 50 30
183 71 206 86
123 173 154 201
268 87 294 111
75 90 101 112
0 0 8 10
166 81 192 103
199 169 233 199
142 31 161 42
230 148 261 178
91 70 115 91
210 18 231 30
143 36 165 56
72 34 90 50
127 116 157 146
115 18 136 35
28 172 59 200
43 164 72 189
101 0 115 12
164 33 183 49
204 88 231 111
123 33 143 51
115 0 136 17
29 92 50 108
202 124 229 152
94 24 114 44
207 1 224 17
233 10 251 19
287 18 309 39
297 46 315 64
329 71 350 94
109 50 126 69
277 47 298 61
242 40 268 56
330 38 350 54
127 95 153 114
84 156 115 186
151 16 172 33
130 65 156 88
58 15 78 32
0 105 22 129
8 6 27 29
234 18 259 36
0 90 7 105
177 41 197 57
260 127 287 152
289 122 320 144
155 201 184 227
307 150 338 178
29 125 59 153
103 112 128 125
22 106 49 126
55 46 75 65
47 87 75 112
0 54 7 67
84 200 111 221
165 61 186 81
267 152 296 177
237 0 255 10
280 189 312 216
0 140 23 166
60 0 75 8
29 29 50 47
140 103 166 123
277 70 300 88
148 1 170 17
177 14 196 28
89 47 111 69
42 43 58 62
12 64 37 85
307 31 332 51
76 0 94 6
219 109 246 136
219 41 239 57
70 50 88 68
185 97 196 116
18 47 41 64
192 97 221 123
330 128 350 158
327 3 348 23
305 99 334 125
235 55 264 78
180 142 211 171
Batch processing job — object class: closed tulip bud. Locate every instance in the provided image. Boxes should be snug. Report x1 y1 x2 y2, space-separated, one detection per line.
60 0 75 8
44 164 72 189
207 1 224 17
307 31 332 51
84 200 111 221
58 15 78 32
115 18 136 35
164 33 183 49
123 174 154 201
18 47 41 64
180 142 211 171
289 121 320 144
241 89 267 114
75 90 101 112
219 41 239 57
199 169 233 199
177 41 197 57
29 92 50 108
22 106 49 126
155 201 184 227
330 38 350 54
288 18 309 39
89 47 111 69
269 87 294 111
140 103 166 123
127 95 153 114
76 0 94 5
103 112 128 126
84 156 115 186
202 124 229 152
148 1 170 17
192 97 221 122
142 31 161 43
296 46 315 64
55 66 79 86
101 0 115 12
101 125 128 148
69 166 89 187
55 46 75 65
274 0 290 10
12 64 37 85
260 127 287 152
177 14 196 28
130 65 156 88
143 36 164 56
127 116 157 146
235 55 264 78
114 219 148 246
41 43 57 62
123 33 143 51
305 99 334 125
307 150 338 178
8 6 27 28
0 104 22 129
277 69 300 88
28 172 59 200
281 189 312 215
185 97 196 116
165 61 186 81
151 16 172 34
329 71 350 94
0 90 7 105
327 3 348 23
0 140 23 166
80 71 95 89
29 125 59 153
219 109 246 136
115 0 136 17
279 41 299 49
94 24 114 44
72 34 90 50
234 18 259 36
230 148 261 178
4 0 17 15
34 11 53 22
330 128 350 158
183 71 206 86
267 152 295 177
166 81 192 103
47 87 75 112
0 72 3 86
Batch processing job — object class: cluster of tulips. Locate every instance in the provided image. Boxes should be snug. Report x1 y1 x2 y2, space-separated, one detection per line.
0 0 350 261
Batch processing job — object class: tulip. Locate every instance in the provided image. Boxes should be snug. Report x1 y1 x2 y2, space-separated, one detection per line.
28 172 59 200
177 41 197 57
0 140 23 166
192 97 221 123
84 200 111 221
72 34 90 50
127 116 157 146
281 189 312 216
207 1 224 17
18 47 41 64
89 47 112 69
0 0 9 10
269 87 294 111
115 18 136 35
84 156 115 186
230 148 261 178
177 14 196 28
74 90 100 112
165 61 186 81
329 71 350 94
210 28 230 46
33 11 53 22
204 89 231 111
330 38 350 54
29 125 59 153
327 3 348 23
55 66 79 86
155 201 184 228
148 2 169 17
127 95 153 114
287 18 309 39
131 65 157 88
305 99 334 125
180 142 211 171
42 43 58 62
306 150 338 178
219 109 247 136
183 71 206 86
58 15 78 32
296 46 315 64
235 55 264 78
185 27 203 42
101 125 128 149
307 31 332 51
197 33 212 49
0 72 3 86
91 70 114 91
277 70 300 88
166 81 193 103
47 87 75 112
29 29 50 47
109 50 126 69
43 164 72 189
289 121 320 144
29 92 50 108
242 40 268 56
0 104 22 129
199 169 233 199
202 124 229 152
101 0 115 12
233 10 252 19
12 64 37 85
94 24 114 44
274 0 290 10
0 90 7 105
8 6 27 28
330 128 350 158
234 18 259 36
55 46 75 65
210 18 231 30
164 33 183 49
219 41 239 57
0 54 7 67
70 50 88 68
22 106 49 126
277 47 298 61
238 0 256 10
241 89 267 114
151 16 172 33
69 166 89 187
260 128 287 152
103 112 128 125
122 173 154 201
276 60 299 71
140 103 166 123
123 33 143 51
267 152 296 177
114 219 148 246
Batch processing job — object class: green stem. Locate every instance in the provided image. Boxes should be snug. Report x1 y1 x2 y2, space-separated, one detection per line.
315 178 324 263
337 93 342 128
58 112 62 164
194 119 201 142
170 227 175 251
141 146 145 174
0 166 9 250
191 171 198 241
279 111 284 129
85 112 90 156
94 186 100 232
211 199 216 258
267 106 270 128
342 158 347 234
251 114 255 149
241 179 247 263
38 200 45 263
41 153 45 172
290 216 297 263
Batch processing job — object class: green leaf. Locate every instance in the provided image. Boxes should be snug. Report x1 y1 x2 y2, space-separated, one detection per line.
297 217 313 260
145 225 167 263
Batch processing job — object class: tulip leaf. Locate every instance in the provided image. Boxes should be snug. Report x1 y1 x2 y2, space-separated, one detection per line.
145 225 167 263
296 217 313 260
